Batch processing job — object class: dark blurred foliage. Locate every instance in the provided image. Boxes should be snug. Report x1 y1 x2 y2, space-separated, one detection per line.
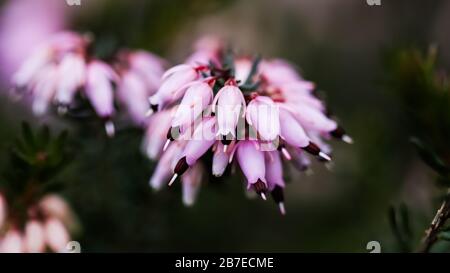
2 0 450 252
385 48 450 252
0 123 70 228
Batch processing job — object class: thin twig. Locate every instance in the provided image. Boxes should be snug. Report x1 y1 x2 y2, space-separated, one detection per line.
419 188 450 253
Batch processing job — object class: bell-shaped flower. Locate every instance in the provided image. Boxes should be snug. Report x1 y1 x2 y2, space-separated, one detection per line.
246 96 280 141
24 220 45 253
171 80 213 133
55 53 86 107
149 64 200 111
236 140 267 199
278 106 310 148
212 84 246 141
182 163 204 206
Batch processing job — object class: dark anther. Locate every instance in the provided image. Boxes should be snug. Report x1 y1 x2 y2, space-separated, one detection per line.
302 142 320 155
271 185 284 204
174 157 189 176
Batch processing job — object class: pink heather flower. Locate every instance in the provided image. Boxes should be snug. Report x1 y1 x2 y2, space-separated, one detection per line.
237 140 268 199
116 50 167 125
0 229 24 253
212 83 246 142
181 163 204 206
171 80 214 133
185 36 224 66
149 64 203 112
0 193 6 229
278 106 310 148
24 220 46 253
85 60 118 118
234 58 253 84
144 109 175 160
0 193 75 253
149 142 185 190
44 218 70 253
183 117 217 164
265 151 286 214
260 59 301 85
12 32 86 91
212 142 231 177
11 32 168 135
145 39 352 213
118 70 149 125
85 60 119 137
30 64 59 115
126 50 166 93
0 0 66 83
246 96 280 142
55 53 86 106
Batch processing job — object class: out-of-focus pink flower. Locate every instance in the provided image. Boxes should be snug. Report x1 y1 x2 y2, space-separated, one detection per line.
0 193 6 229
185 36 224 66
116 50 167 125
85 61 118 118
260 59 301 85
24 220 46 253
44 218 70 253
0 193 75 253
0 0 66 83
85 60 119 137
0 229 24 253
144 109 175 160
118 70 149 125
181 163 204 206
55 53 86 106
126 50 166 93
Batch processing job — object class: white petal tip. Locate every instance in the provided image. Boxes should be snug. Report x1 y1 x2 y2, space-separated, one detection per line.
281 148 292 160
168 174 178 186
145 109 154 117
163 139 171 151
223 145 228 153
342 135 353 144
318 152 331 161
260 192 267 201
105 121 115 137
279 202 286 215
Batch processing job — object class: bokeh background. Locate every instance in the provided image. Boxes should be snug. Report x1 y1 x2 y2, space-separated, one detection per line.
1 0 450 252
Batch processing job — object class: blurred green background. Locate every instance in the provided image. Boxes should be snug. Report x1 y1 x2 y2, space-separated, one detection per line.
1 0 450 252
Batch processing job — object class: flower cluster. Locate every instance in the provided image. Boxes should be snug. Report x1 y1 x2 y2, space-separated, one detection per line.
12 31 166 135
145 38 352 214
0 192 77 253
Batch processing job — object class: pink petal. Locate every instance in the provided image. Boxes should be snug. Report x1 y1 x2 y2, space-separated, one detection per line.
236 141 266 186
184 117 216 165
24 220 45 253
279 107 310 148
265 151 285 190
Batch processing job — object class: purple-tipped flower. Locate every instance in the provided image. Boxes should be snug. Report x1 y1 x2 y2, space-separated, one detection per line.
146 38 352 213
